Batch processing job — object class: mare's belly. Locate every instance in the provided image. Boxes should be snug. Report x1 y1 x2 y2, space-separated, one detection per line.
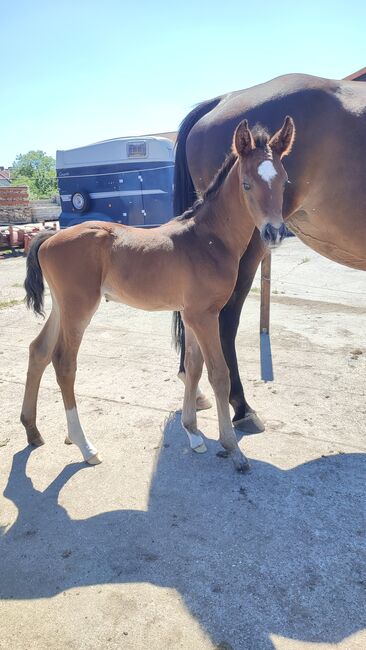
287 210 366 271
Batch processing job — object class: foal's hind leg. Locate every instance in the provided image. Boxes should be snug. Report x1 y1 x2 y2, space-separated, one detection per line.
21 305 60 446
181 326 207 454
178 329 212 411
185 310 249 472
52 301 101 465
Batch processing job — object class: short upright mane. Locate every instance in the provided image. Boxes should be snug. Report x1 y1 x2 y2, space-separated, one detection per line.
176 123 271 221
176 152 237 221
251 124 270 149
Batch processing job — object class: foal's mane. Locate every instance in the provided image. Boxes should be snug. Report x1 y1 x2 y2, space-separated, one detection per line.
176 123 270 222
251 124 271 149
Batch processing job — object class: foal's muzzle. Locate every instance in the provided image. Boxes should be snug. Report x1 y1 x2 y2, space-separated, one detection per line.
260 223 287 247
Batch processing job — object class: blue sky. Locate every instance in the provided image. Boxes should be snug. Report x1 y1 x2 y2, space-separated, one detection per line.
1 0 365 166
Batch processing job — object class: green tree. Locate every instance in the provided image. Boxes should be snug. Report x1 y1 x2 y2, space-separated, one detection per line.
12 150 57 199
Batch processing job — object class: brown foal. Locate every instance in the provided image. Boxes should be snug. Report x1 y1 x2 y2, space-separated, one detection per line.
21 117 295 472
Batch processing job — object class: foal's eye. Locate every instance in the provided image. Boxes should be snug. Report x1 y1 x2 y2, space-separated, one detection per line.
243 182 251 191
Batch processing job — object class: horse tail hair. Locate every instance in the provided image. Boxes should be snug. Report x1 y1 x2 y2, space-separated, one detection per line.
173 95 221 217
172 310 185 354
172 96 221 355
24 231 55 317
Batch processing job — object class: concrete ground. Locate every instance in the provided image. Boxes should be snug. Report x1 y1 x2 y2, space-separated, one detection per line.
0 238 365 650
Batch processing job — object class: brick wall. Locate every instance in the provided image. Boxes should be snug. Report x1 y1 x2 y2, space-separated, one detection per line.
0 186 32 223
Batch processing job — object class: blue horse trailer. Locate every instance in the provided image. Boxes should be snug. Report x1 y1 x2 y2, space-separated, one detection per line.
56 136 175 228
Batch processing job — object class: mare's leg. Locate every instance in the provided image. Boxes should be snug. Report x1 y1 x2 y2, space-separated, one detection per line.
20 304 60 446
52 297 101 465
220 229 266 430
185 310 249 472
181 325 207 453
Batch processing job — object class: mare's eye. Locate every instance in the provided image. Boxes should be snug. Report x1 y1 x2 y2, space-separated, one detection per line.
243 182 251 191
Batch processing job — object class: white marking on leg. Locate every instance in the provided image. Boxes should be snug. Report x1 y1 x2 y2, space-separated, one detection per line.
257 160 277 187
184 430 207 454
186 431 205 450
66 408 98 461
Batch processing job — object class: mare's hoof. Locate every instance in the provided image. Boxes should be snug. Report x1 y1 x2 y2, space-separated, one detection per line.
196 395 212 411
64 436 73 445
233 411 265 434
86 453 102 465
192 442 207 454
216 449 229 459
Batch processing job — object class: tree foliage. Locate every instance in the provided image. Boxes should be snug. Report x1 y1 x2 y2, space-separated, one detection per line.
12 150 57 199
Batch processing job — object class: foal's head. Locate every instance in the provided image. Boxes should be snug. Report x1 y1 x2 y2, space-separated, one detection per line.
233 116 295 248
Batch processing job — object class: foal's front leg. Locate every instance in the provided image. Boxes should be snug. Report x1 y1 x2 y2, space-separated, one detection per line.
220 229 266 431
186 311 249 472
181 325 207 453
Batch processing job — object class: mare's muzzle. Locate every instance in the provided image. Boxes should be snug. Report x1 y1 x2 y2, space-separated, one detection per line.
260 223 287 246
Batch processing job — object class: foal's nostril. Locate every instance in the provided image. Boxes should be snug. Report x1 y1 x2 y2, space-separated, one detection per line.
261 223 287 245
262 223 277 243
279 223 288 238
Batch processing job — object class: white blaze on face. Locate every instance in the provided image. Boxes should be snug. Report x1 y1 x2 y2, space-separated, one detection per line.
257 160 277 188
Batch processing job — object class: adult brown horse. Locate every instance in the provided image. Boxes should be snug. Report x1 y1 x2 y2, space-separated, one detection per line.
173 73 366 432
21 117 295 472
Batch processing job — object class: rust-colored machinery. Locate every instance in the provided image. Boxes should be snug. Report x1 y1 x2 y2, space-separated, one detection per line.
0 223 59 254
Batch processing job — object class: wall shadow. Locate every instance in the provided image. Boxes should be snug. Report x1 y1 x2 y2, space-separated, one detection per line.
1 413 365 649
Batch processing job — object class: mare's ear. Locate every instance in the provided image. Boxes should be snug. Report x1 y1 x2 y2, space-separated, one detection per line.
233 119 255 157
269 116 296 158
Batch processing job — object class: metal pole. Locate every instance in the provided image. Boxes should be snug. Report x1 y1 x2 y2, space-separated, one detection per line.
260 252 271 333
260 252 273 381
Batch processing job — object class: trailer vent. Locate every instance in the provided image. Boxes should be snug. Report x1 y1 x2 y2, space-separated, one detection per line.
127 141 147 158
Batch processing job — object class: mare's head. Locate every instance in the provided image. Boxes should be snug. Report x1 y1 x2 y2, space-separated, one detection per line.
233 116 295 248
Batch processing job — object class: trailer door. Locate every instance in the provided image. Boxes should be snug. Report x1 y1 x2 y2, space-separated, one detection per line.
139 165 174 226
118 169 145 225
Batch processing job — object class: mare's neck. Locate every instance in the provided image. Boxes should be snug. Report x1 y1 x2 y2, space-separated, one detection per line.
195 160 255 260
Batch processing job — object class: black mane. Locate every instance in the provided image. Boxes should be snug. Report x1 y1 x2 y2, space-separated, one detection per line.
251 124 271 149
176 152 237 221
175 123 271 222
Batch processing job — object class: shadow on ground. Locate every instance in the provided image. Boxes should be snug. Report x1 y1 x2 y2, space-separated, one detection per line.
1 412 365 650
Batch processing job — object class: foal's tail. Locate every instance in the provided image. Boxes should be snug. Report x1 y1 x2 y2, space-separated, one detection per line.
172 96 221 353
172 311 185 353
24 231 56 317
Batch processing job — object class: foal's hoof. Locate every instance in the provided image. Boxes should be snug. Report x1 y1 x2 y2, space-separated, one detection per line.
216 449 229 459
27 429 45 447
29 435 45 447
233 411 265 434
86 453 102 465
231 450 250 473
64 436 73 445
25 424 45 447
186 431 207 454
192 442 207 454
196 395 212 411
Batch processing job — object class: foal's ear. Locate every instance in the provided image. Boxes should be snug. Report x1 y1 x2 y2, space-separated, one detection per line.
233 119 255 157
269 116 296 158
